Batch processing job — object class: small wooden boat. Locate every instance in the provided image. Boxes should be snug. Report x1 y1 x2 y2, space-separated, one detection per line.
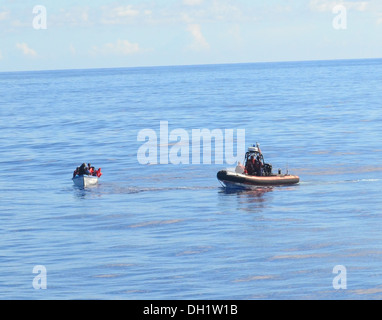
72 175 98 188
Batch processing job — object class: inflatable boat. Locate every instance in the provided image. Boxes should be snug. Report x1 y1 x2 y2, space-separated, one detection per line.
217 143 300 190
217 170 299 190
72 175 98 188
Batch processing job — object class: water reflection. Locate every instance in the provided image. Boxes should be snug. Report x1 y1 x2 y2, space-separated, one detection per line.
218 186 274 213
72 183 102 199
220 186 273 197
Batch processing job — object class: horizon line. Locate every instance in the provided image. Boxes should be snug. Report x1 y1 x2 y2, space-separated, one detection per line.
1 57 381 74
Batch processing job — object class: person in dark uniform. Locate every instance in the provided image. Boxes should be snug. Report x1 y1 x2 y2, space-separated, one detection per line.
254 156 264 176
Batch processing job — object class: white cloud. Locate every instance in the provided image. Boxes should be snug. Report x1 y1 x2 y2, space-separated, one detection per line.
91 39 141 56
309 0 370 12
95 1 249 27
112 5 139 17
82 11 89 22
0 11 9 21
0 50 3 60
210 0 243 21
180 0 244 24
101 5 140 24
183 0 203 6
99 1 246 26
69 44 76 55
16 43 37 57
309 0 337 12
187 24 209 50
49 7 91 27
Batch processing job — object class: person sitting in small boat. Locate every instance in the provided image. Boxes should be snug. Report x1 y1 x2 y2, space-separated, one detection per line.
73 167 80 179
90 167 100 177
78 163 90 176
235 161 245 174
88 163 95 175
95 168 102 178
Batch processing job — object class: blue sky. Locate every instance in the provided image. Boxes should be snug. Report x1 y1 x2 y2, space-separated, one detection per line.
0 0 381 71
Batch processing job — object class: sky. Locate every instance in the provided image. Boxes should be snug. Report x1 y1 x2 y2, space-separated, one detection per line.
0 0 381 71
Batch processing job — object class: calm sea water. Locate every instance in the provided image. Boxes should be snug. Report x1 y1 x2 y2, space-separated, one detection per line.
1 59 382 300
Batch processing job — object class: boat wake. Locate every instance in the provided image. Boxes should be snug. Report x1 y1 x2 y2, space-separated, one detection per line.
76 183 217 195
351 178 381 182
299 178 381 186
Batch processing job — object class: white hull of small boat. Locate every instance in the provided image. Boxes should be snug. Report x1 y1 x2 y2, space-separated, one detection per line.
72 175 98 188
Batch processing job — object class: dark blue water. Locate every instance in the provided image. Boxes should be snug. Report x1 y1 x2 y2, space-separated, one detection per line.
1 59 382 299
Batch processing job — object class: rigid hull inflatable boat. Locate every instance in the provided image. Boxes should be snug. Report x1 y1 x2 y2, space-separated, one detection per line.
217 170 299 189
217 143 300 190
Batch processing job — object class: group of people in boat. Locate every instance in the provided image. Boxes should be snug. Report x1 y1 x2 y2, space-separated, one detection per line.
236 155 264 176
235 144 269 177
73 163 102 178
245 155 264 176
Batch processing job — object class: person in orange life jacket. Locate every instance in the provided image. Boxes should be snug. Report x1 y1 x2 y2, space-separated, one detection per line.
95 168 102 178
88 163 95 175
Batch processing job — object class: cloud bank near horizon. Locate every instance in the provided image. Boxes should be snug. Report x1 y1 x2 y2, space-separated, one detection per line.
0 0 381 71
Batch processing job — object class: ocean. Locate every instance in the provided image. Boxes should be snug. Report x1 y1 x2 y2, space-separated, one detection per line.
1 59 382 300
